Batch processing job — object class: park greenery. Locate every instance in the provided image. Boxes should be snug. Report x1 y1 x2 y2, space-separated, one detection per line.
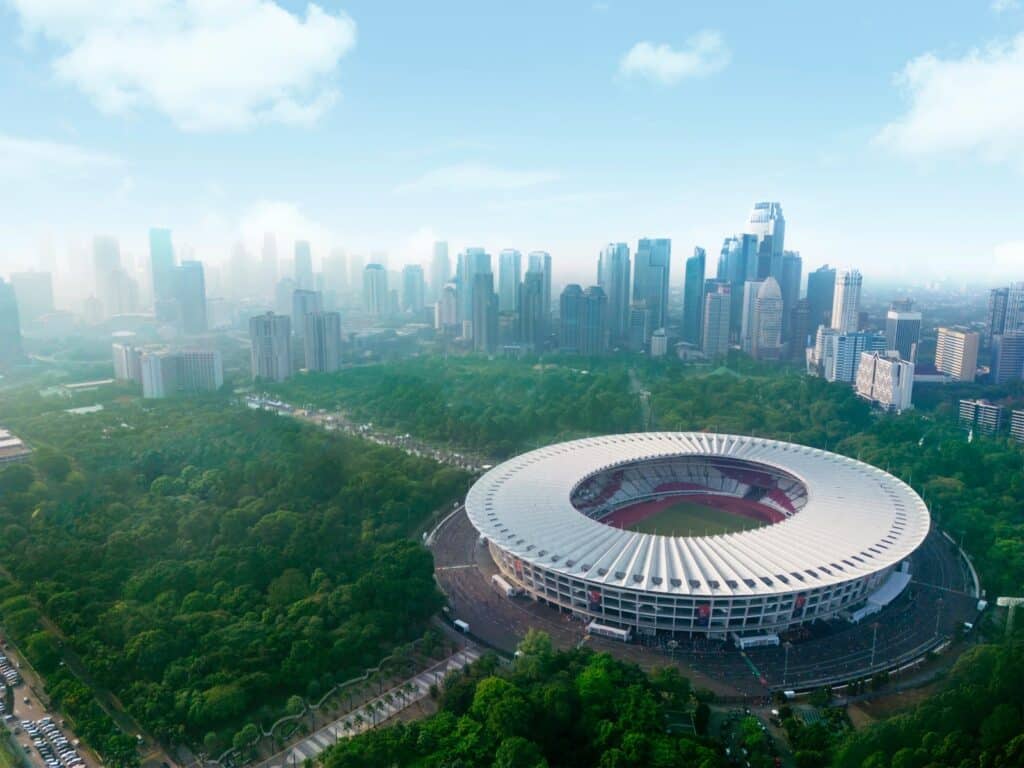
0 391 467 759
265 356 642 459
321 630 720 768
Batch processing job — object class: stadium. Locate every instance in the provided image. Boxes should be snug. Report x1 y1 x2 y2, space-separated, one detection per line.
464 432 931 644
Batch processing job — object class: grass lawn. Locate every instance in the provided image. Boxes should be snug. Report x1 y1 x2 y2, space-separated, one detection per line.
626 501 762 536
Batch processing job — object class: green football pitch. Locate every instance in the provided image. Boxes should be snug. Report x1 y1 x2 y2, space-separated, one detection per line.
626 501 762 536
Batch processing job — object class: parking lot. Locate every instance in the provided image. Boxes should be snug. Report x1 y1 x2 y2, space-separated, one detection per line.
0 639 97 768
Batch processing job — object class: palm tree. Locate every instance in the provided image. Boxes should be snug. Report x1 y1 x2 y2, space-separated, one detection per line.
353 712 365 732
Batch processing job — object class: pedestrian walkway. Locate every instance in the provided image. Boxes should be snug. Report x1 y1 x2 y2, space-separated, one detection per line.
259 648 480 768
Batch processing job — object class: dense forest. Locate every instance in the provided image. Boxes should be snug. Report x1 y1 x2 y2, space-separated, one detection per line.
0 394 467 757
322 630 721 768
265 357 642 458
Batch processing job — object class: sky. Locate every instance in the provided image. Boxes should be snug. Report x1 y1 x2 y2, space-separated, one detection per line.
1 0 1023 288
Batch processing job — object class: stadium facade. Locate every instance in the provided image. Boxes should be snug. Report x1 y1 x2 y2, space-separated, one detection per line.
465 433 930 640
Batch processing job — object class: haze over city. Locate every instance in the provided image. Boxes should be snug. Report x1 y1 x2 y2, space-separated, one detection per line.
2 5 1024 768
2 0 1023 291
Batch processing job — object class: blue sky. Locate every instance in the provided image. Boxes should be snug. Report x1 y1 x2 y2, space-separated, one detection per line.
1 0 1023 287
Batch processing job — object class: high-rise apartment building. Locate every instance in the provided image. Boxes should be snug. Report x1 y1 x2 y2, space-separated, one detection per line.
935 327 979 382
598 243 630 345
175 260 207 334
498 249 522 314
471 272 498 354
1011 409 1024 443
701 281 731 360
112 343 143 383
827 332 885 383
682 247 705 346
751 277 784 360
401 265 426 314
0 278 24 367
632 238 671 334
294 241 314 290
304 311 342 373
363 264 388 317
856 351 914 412
519 271 546 353
141 349 222 399
430 241 450 303
831 269 862 334
806 265 836 336
291 289 323 340
249 312 292 382
959 399 1003 435
885 303 922 362
992 331 1024 383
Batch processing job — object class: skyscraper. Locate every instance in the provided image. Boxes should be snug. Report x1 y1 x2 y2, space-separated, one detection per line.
719 235 758 339
992 332 1024 383
401 265 426 314
790 298 811 357
598 243 631 344
579 286 609 355
292 289 323 340
498 249 522 313
831 268 862 334
323 249 348 298
363 264 388 317
149 227 176 307
249 312 292 381
682 247 705 346
702 281 731 360
294 241 314 290
9 272 54 325
430 241 451 303
518 270 546 353
806 265 836 336
261 233 279 297
93 235 123 316
527 251 552 329
559 284 584 353
741 280 764 353
0 278 23 367
752 277 784 360
986 287 1009 346
829 332 884 383
471 271 498 354
632 238 671 334
935 327 979 382
779 251 802 341
1004 283 1024 334
175 261 208 334
304 311 342 373
746 202 785 280
458 248 492 324
885 303 922 362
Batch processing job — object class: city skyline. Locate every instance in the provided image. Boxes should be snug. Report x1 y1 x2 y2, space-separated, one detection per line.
1 2 1023 283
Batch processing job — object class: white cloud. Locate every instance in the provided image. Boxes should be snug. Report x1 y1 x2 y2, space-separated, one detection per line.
992 240 1024 275
618 32 730 85
0 132 120 180
395 162 561 194
992 0 1020 14
9 0 356 131
238 200 336 250
877 33 1024 163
